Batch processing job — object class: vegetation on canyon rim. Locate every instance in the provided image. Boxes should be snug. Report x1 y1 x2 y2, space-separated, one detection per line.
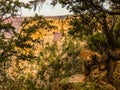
0 0 120 89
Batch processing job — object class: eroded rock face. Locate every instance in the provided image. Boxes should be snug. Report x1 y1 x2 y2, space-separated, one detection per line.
81 49 120 90
113 61 120 89
80 49 100 61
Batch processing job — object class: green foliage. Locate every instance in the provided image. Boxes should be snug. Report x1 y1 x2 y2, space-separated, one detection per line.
113 22 120 48
0 0 120 89
88 33 107 53
0 1 85 88
114 22 120 32
58 0 120 50
15 14 54 61
0 0 31 62
36 36 83 87
68 14 99 40
74 82 105 90
52 0 120 89
0 1 32 88
0 0 56 89
7 36 83 89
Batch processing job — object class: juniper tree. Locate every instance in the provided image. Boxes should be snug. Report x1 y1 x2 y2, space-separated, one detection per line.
0 0 55 89
31 0 120 89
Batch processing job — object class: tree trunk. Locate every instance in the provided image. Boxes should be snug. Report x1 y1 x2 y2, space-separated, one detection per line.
102 13 115 50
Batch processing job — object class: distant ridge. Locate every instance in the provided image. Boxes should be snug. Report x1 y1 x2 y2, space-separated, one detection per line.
4 14 72 29
45 14 73 19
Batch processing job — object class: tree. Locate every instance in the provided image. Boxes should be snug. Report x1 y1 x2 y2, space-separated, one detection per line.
30 0 120 49
31 0 120 89
0 0 55 89
0 0 30 89
56 0 120 89
0 0 119 89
